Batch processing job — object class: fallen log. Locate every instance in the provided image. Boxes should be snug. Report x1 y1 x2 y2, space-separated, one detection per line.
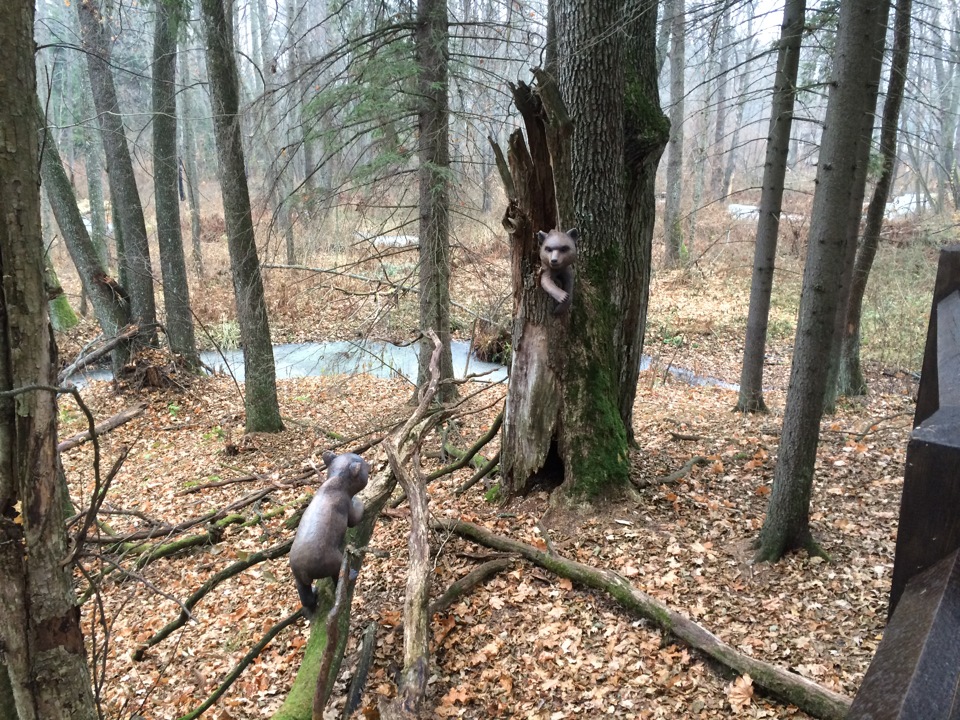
58 404 146 452
436 518 852 720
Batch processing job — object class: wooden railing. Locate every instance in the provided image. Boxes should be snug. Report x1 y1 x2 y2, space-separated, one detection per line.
848 245 960 719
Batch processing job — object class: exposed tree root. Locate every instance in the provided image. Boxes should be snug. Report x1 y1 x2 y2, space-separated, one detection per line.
437 518 852 720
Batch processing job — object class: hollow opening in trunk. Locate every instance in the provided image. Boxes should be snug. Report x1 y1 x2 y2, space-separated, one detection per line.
525 438 565 493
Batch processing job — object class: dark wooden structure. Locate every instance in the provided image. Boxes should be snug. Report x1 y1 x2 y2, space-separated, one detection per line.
848 245 960 719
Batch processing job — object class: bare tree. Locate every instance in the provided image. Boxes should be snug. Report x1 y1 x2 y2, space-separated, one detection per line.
415 0 456 403
0 2 98 715
153 0 200 368
756 0 891 563
662 0 685 267
77 0 158 346
838 0 913 396
200 0 285 432
736 0 806 413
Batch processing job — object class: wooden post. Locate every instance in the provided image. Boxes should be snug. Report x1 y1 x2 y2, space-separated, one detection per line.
889 246 960 615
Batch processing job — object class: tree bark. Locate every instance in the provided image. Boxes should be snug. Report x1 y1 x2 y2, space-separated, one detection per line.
662 0 685 267
415 0 456 403
0 3 98 716
38 103 132 373
822 1 890 414
838 0 912 397
618 0 670 443
153 0 200 369
179 50 204 279
710 10 732 200
200 0 284 433
756 0 890 563
723 23 756 197
736 0 806 413
77 0 158 346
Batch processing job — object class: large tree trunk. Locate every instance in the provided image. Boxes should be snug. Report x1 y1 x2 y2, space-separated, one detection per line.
39 103 132 373
153 1 200 369
735 0 806 414
838 0 913 398
0 3 98 716
662 0 685 267
822 0 889 414
618 0 670 443
77 0 158 346
201 0 284 433
756 0 890 563
500 0 652 499
415 0 456 403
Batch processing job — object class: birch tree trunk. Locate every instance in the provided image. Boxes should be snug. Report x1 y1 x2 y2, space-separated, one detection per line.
179 47 204 278
662 0 685 267
0 3 97 716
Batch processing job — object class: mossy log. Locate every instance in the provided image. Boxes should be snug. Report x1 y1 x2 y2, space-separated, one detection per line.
437 518 852 720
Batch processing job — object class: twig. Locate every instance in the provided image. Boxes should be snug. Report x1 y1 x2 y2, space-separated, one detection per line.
454 450 501 496
132 539 294 660
855 411 912 442
176 610 302 720
633 456 709 489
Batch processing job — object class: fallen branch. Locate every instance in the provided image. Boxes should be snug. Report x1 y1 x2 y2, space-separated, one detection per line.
57 324 139 383
133 539 294 660
176 609 302 720
429 558 513 616
454 450 500 496
58 404 146 452
436 518 852 720
342 622 378 720
633 456 709 489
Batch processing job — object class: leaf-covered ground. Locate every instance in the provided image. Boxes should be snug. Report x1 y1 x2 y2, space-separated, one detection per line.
54 234 923 719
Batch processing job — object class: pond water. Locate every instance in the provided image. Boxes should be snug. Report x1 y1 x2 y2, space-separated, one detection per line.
69 339 738 391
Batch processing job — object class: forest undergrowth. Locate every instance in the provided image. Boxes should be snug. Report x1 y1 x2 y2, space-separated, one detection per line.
52 211 934 719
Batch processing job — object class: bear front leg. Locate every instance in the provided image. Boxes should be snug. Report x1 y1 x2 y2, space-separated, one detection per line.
540 270 569 305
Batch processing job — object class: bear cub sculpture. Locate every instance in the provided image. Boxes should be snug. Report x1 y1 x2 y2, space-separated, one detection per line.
289 451 370 617
537 228 579 315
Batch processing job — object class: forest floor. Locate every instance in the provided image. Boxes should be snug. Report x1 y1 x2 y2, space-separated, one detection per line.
53 221 930 720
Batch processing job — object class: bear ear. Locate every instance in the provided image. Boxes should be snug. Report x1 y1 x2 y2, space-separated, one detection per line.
566 228 580 241
536 231 548 244
322 450 336 467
